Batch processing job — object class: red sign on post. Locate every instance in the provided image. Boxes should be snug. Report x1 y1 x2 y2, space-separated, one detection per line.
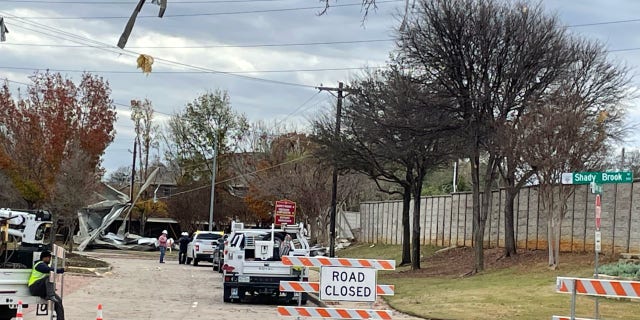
595 194 602 230
275 200 296 226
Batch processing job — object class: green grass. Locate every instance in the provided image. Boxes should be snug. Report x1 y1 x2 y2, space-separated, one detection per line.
337 244 640 320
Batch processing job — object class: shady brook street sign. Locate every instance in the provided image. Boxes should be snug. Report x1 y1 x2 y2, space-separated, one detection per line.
561 171 633 185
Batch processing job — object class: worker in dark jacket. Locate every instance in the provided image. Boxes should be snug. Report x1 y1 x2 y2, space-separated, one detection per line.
178 232 192 264
28 250 65 320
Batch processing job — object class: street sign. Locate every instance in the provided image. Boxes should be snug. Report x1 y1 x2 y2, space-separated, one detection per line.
275 200 296 214
275 199 296 226
275 214 295 225
562 171 633 185
320 266 377 302
595 195 601 230
595 231 602 253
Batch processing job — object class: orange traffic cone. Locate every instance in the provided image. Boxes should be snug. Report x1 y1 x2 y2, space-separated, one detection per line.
96 304 103 320
15 300 23 320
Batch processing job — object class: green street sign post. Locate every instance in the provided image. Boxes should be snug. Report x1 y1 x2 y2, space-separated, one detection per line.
560 170 634 319
561 171 633 185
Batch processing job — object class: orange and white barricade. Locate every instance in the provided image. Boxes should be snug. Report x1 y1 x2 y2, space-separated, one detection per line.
278 306 392 320
281 256 396 270
554 276 640 319
280 281 395 296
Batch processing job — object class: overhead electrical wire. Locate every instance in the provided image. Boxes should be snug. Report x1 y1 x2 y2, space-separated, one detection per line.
0 65 384 74
7 0 403 20
1 39 394 49
1 12 319 89
156 154 310 200
0 0 286 4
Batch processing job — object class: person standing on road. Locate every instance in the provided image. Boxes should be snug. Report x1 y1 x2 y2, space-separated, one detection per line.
28 250 65 320
178 231 191 264
158 230 168 263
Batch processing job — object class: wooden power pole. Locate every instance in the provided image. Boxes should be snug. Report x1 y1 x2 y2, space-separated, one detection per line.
317 82 347 257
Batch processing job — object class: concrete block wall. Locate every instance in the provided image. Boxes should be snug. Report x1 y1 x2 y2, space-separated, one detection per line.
359 181 640 254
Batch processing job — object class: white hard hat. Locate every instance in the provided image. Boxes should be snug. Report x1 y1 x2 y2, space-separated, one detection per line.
181 232 188 236
162 230 168 234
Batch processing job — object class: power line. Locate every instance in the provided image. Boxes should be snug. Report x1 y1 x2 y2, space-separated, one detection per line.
2 12 318 89
0 39 394 49
0 0 285 4
0 65 383 74
157 154 310 199
8 1 402 20
567 18 640 28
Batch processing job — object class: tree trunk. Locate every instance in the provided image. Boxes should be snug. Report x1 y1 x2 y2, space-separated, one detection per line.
411 169 426 270
471 150 484 272
503 187 517 257
66 219 77 253
400 185 412 266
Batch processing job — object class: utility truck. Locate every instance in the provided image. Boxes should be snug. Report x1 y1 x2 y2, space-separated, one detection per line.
0 208 63 320
222 222 310 304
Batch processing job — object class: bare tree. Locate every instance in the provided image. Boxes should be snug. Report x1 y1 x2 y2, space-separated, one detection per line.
399 0 577 272
314 67 455 269
49 145 99 252
524 41 630 269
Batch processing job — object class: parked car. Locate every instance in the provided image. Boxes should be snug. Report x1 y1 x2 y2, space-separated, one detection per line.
212 235 228 273
186 231 224 266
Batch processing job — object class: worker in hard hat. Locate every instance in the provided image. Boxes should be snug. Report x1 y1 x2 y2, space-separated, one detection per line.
158 230 168 263
29 250 65 320
178 231 192 264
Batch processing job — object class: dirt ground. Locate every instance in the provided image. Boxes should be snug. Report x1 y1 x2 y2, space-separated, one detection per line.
390 247 615 278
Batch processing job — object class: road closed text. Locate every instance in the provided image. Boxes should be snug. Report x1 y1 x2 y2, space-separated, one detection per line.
320 266 376 302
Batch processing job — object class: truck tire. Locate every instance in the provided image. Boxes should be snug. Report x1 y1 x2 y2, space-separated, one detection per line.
193 258 199 266
0 305 16 320
186 257 192 265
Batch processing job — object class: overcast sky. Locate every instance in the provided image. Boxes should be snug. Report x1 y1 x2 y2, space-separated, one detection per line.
1 0 640 176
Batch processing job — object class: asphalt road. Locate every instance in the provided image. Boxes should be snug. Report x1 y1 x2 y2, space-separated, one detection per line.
22 250 301 320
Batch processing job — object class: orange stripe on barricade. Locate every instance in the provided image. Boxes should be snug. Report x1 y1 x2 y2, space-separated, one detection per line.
611 281 626 296
318 308 331 318
281 256 396 270
376 310 393 320
631 282 640 296
277 306 291 316
297 307 311 317
591 280 606 295
337 309 351 318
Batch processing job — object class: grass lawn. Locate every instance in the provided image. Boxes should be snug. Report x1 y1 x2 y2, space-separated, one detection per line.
337 244 640 320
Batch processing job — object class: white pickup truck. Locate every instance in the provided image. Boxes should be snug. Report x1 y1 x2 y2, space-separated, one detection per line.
186 231 224 266
222 222 310 304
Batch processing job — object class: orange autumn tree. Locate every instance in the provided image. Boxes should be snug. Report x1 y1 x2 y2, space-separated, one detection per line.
0 72 117 208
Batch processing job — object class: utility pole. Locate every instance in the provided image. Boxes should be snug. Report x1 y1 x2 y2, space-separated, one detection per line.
208 145 218 231
128 140 137 234
317 82 346 258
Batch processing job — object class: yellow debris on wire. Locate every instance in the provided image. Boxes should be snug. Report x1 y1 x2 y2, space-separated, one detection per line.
136 54 154 75
597 110 608 123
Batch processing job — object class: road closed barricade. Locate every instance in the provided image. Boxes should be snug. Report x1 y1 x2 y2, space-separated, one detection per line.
279 256 396 319
553 276 640 319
